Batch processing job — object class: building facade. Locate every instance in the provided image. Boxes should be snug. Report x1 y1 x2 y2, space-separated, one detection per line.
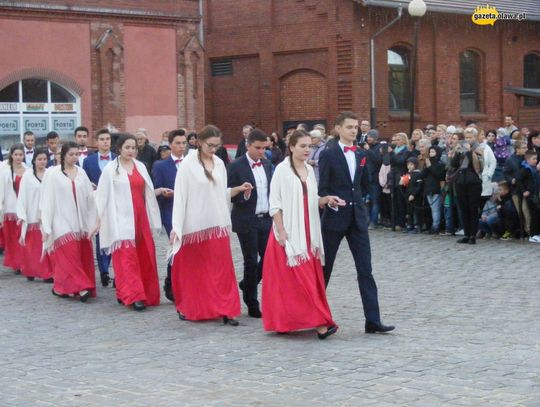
204 0 540 142
0 0 204 150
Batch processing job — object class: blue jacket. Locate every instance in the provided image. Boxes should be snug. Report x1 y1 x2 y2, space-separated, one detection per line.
82 151 117 186
152 157 178 233
318 143 370 232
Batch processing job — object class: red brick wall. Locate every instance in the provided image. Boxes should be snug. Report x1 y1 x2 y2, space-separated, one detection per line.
280 70 328 122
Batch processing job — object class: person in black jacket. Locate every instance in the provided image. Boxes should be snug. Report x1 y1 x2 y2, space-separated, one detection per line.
402 157 423 233
503 141 527 189
135 129 157 174
363 129 383 228
234 124 253 159
384 132 411 230
422 146 446 233
516 150 540 241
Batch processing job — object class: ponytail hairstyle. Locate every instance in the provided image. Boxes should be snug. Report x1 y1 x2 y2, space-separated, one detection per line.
197 125 223 182
287 129 310 182
8 143 25 192
60 141 79 175
31 148 49 182
115 133 137 175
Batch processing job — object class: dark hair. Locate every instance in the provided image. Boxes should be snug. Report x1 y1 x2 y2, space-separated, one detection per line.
486 129 497 137
187 132 197 141
247 128 268 144
31 148 48 182
525 150 537 160
197 125 223 182
498 180 510 190
96 128 110 139
60 141 79 173
465 119 476 127
287 129 310 181
335 111 358 126
527 130 539 149
74 126 89 136
46 131 59 141
168 129 186 144
23 131 34 138
8 143 25 192
115 134 137 174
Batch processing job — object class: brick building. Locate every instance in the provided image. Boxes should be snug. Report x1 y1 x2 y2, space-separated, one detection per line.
0 0 204 150
204 0 540 142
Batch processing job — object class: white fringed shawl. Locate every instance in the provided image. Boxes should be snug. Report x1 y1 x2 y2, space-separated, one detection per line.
0 163 20 221
40 166 98 253
171 150 231 256
16 169 42 241
269 157 324 267
95 159 161 254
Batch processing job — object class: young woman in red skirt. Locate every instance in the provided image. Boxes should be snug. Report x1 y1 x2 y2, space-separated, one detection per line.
40 142 98 303
95 134 163 311
170 125 252 326
0 144 26 274
262 130 344 339
16 149 53 282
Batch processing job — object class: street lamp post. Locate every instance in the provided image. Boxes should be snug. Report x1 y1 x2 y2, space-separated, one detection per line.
407 0 427 138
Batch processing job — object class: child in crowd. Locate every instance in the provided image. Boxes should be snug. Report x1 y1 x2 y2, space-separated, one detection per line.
477 183 500 239
496 181 519 240
401 157 423 233
516 150 540 242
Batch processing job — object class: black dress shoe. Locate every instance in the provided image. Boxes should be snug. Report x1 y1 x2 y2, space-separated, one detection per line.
468 237 476 245
117 298 124 305
26 276 35 281
457 237 470 244
317 325 338 340
178 312 187 321
79 290 91 303
132 301 146 311
238 280 245 292
43 278 54 283
100 273 110 287
247 307 262 318
223 317 239 326
164 285 175 302
51 289 69 298
365 321 395 334
14 269 21 275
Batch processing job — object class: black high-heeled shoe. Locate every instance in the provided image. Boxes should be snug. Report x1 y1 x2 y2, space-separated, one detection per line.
317 325 338 340
26 276 35 281
223 317 239 326
132 301 146 311
178 312 187 321
79 290 91 303
51 289 69 298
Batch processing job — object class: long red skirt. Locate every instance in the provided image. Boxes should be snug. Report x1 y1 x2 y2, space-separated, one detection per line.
2 217 24 271
49 237 96 296
21 227 53 280
172 235 240 321
262 191 336 333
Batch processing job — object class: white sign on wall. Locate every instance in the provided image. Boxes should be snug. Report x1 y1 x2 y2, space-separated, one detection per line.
24 117 48 133
52 117 77 133
0 117 20 135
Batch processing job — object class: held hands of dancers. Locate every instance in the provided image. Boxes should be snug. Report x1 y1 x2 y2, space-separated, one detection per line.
155 187 174 198
231 182 253 199
319 195 346 209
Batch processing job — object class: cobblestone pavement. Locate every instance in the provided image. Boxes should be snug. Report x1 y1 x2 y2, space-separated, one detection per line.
1 229 539 407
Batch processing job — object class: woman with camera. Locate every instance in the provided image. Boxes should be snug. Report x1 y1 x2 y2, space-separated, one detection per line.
450 127 484 244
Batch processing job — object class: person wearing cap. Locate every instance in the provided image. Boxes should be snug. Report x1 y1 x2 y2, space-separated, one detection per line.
307 129 326 183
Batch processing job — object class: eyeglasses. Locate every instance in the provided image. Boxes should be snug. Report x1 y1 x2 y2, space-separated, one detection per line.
203 142 222 150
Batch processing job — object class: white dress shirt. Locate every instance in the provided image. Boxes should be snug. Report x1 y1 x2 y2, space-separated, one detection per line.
339 141 356 181
170 154 184 169
78 147 89 167
24 146 34 166
246 153 269 214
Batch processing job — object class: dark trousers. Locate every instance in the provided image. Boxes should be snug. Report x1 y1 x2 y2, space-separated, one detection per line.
392 187 407 227
455 183 482 238
237 216 271 310
322 224 381 324
163 216 173 291
95 234 111 275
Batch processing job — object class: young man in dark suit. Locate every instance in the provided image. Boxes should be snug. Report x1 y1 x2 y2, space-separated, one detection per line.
83 128 117 287
45 131 60 167
152 129 186 301
318 111 395 334
227 129 272 318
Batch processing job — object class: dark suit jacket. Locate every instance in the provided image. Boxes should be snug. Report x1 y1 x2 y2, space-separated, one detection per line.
235 139 248 159
227 155 272 234
318 143 370 232
152 156 179 233
82 151 117 186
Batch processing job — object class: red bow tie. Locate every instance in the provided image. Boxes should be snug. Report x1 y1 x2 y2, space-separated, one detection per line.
100 155 109 160
344 146 357 153
26 150 33 154
174 159 182 164
252 161 262 168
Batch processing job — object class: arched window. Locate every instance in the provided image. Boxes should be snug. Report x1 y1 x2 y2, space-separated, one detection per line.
388 46 411 111
524 53 540 106
460 50 481 113
0 79 80 152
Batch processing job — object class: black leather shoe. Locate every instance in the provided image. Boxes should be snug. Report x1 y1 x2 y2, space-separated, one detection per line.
468 237 476 245
14 269 21 275
132 301 146 311
79 290 91 303
51 289 69 298
163 285 175 302
457 237 470 244
178 312 187 321
100 273 110 287
43 278 54 283
365 321 395 333
26 276 35 281
247 307 262 318
223 317 239 326
238 280 245 292
317 325 338 340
